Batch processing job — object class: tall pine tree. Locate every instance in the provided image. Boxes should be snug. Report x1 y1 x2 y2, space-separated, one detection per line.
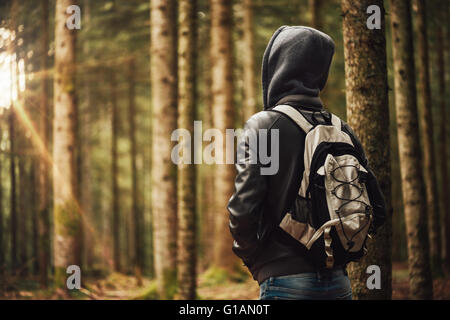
150 0 178 299
53 0 81 287
177 0 198 300
413 0 441 274
210 0 238 272
341 0 392 299
389 0 433 299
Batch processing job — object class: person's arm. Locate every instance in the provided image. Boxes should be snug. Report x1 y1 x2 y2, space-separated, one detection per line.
342 122 387 234
227 119 269 268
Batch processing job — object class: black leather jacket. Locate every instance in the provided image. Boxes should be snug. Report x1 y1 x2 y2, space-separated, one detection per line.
227 96 386 283
228 27 386 284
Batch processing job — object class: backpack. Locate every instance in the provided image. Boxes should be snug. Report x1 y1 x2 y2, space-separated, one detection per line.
272 104 374 269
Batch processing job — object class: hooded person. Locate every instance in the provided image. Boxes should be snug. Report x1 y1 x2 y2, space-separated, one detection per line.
227 26 386 300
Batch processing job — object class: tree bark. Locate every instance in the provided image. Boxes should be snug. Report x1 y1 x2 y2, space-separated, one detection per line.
20 27 40 277
242 0 257 122
127 58 143 284
389 0 433 299
210 0 238 271
150 0 178 299
80 0 94 271
202 86 215 270
38 0 50 288
413 0 441 274
177 0 197 300
18 157 28 276
447 0 450 271
53 0 81 287
73 7 83 276
16 24 28 277
9 109 17 276
9 0 18 277
341 0 392 299
435 0 449 269
200 9 215 269
110 70 121 273
30 162 38 275
0 121 4 278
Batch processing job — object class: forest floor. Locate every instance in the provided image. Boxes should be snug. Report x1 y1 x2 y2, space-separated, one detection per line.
1 262 449 300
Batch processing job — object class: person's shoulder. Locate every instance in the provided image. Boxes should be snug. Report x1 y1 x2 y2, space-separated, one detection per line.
246 108 310 138
339 118 357 138
244 109 283 130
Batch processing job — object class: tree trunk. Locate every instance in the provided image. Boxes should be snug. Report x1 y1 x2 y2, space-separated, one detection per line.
435 0 449 270
389 0 433 299
446 0 450 271
127 61 137 276
0 122 4 278
150 0 178 299
81 0 94 271
242 0 257 122
38 0 50 288
18 158 28 276
53 0 81 287
200 10 215 269
202 89 215 270
9 0 18 277
309 0 324 30
341 0 392 299
110 70 121 273
127 58 143 283
16 25 28 277
21 28 40 277
210 0 238 271
74 16 83 276
9 107 17 276
413 0 441 274
30 162 39 275
126 208 133 274
177 0 197 300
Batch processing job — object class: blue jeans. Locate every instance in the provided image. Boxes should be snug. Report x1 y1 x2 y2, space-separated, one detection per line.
259 268 352 300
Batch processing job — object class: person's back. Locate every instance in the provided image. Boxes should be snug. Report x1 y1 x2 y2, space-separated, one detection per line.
227 26 386 300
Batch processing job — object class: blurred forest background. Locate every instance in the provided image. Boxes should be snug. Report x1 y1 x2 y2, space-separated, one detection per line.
0 0 448 300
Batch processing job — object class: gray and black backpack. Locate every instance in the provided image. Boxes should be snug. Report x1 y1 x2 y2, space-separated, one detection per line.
272 104 376 269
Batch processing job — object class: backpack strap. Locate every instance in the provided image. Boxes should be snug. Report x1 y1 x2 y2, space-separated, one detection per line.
330 114 342 130
273 104 342 132
272 105 313 133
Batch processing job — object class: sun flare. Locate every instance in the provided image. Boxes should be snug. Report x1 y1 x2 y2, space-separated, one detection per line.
0 27 25 110
0 52 14 109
